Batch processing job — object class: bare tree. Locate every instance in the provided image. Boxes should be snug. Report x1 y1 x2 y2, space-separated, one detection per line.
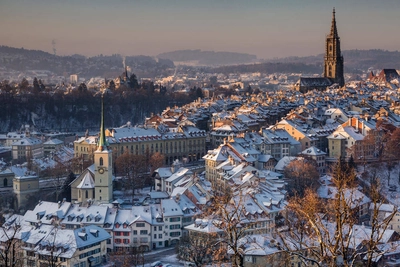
176 232 225 266
115 152 147 200
109 247 145 267
206 192 263 267
0 215 24 267
284 159 319 197
149 152 165 175
279 161 397 267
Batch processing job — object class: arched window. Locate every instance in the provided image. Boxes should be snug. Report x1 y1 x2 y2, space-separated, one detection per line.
99 157 103 166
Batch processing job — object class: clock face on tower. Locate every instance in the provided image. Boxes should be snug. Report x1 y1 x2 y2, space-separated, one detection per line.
98 167 105 174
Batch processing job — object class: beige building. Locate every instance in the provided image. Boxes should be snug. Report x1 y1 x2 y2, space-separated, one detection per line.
12 137 43 163
13 173 40 210
327 125 372 162
274 119 317 151
74 123 206 166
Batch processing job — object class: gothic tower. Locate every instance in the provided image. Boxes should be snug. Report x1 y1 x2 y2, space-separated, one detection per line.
324 8 344 87
93 95 113 203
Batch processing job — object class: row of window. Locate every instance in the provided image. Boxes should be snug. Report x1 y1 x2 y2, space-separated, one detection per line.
114 232 130 236
132 230 148 235
79 248 100 259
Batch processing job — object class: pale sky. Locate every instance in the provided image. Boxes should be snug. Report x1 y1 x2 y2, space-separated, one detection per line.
0 0 399 59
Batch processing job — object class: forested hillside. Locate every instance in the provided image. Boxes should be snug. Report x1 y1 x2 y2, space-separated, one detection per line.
0 89 199 133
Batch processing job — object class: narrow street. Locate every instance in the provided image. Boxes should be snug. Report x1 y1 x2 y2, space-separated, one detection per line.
144 247 184 266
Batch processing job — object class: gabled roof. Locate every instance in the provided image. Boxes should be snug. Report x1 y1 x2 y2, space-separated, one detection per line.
24 200 72 224
76 172 95 189
300 146 327 156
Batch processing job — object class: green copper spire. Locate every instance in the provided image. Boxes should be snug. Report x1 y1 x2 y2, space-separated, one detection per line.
98 94 109 151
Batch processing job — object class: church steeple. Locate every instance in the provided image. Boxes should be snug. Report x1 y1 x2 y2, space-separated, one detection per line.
324 8 344 87
97 95 108 151
330 8 338 37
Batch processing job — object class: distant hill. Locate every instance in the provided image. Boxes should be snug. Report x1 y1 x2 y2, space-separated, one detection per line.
209 49 400 75
157 49 257 66
266 49 400 72
0 46 175 79
1 45 399 77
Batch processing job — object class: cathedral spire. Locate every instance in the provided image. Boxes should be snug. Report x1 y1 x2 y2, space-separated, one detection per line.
97 94 108 151
330 7 338 37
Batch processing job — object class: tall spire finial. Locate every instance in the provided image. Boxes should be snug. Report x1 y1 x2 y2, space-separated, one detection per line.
330 7 338 37
97 94 108 151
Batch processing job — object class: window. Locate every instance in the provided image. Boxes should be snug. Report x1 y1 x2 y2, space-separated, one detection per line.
99 157 103 166
133 230 137 235
136 223 145 227
158 234 162 238
170 224 180 230
140 230 148 235
170 232 180 237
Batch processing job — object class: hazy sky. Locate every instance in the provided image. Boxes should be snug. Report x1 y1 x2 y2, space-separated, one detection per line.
1 0 399 59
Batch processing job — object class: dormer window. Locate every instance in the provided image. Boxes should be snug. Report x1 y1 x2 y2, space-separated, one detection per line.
78 232 87 241
90 229 99 237
36 212 45 220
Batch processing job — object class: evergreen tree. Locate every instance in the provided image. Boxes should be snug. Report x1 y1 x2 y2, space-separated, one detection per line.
33 77 40 92
129 73 139 89
19 78 29 90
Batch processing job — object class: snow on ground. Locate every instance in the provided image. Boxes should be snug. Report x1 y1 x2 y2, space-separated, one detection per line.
357 161 400 206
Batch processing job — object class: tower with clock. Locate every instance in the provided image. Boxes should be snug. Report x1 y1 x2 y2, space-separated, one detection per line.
70 95 114 204
93 95 113 203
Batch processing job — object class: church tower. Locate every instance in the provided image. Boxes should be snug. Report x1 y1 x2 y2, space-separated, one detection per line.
324 8 344 87
93 95 113 203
